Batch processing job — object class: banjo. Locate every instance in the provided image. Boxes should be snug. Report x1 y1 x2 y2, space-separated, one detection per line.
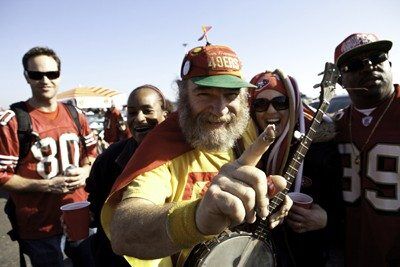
183 63 340 267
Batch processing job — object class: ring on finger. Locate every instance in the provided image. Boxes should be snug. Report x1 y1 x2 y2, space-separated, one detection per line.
262 132 275 142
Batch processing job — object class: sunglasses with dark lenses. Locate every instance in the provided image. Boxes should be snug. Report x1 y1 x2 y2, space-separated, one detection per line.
26 71 60 80
252 96 289 112
341 52 388 73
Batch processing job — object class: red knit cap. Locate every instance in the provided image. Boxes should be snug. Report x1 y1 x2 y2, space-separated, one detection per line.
249 72 288 104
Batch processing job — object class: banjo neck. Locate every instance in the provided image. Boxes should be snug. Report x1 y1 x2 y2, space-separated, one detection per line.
254 62 339 238
269 104 328 213
183 63 339 267
253 105 328 237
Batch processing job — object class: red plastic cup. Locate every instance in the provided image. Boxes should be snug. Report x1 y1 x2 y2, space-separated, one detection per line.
60 201 90 241
288 192 313 209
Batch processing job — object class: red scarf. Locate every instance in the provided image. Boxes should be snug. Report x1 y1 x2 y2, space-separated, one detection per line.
107 112 192 205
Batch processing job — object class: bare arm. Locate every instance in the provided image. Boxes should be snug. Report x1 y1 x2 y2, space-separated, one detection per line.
2 173 74 194
109 126 292 259
2 156 95 194
110 197 180 259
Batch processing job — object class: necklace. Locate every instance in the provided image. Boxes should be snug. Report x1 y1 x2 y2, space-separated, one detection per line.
349 92 395 165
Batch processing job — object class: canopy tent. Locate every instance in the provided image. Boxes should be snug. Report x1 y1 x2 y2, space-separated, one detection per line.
57 86 126 109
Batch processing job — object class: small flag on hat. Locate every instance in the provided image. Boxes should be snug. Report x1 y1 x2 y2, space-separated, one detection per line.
198 25 212 42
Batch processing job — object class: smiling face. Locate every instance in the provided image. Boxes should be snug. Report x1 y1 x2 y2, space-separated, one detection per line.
253 90 289 138
24 55 60 103
178 80 249 152
126 88 167 143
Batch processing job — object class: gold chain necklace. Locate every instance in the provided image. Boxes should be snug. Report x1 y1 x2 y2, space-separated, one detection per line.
349 92 395 165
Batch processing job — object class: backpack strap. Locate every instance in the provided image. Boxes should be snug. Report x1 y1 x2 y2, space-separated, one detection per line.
64 103 82 134
63 103 88 156
9 101 39 170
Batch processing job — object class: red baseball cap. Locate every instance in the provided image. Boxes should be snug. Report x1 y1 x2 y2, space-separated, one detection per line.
334 33 392 66
180 45 255 89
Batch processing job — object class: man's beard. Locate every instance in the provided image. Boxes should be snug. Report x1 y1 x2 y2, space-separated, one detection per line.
178 89 250 152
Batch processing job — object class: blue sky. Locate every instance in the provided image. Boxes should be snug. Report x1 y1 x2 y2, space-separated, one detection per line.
1 0 399 108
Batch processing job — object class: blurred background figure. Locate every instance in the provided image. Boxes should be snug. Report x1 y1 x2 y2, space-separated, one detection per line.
103 101 131 145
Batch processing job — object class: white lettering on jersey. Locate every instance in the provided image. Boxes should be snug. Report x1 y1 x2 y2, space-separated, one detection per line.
31 137 59 179
31 133 81 179
366 144 400 211
338 143 361 202
59 133 80 172
339 143 400 212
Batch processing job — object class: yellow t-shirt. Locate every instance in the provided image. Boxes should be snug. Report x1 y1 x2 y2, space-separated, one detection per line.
103 120 257 267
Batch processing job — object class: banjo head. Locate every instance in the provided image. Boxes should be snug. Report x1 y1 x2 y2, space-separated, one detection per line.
185 231 276 267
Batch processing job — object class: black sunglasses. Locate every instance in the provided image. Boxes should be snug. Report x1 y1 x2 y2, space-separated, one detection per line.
252 96 289 112
26 70 60 80
341 52 388 73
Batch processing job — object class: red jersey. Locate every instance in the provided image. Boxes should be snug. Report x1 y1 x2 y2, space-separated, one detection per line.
335 85 400 266
0 102 97 239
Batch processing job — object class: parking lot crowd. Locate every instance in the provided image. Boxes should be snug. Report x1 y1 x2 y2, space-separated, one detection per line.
0 32 399 267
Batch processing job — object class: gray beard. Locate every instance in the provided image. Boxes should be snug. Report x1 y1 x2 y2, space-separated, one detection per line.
178 91 250 152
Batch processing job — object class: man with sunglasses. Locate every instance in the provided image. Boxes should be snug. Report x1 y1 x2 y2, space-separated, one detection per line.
0 46 97 266
101 44 292 266
334 33 400 266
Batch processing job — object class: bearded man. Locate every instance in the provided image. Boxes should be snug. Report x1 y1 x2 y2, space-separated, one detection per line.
101 44 292 267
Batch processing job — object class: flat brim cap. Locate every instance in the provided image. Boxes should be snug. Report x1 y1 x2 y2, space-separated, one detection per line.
181 45 255 89
335 33 392 66
191 75 256 89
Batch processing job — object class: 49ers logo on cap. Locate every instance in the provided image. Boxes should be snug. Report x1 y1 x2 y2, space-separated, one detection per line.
181 45 243 80
339 33 378 55
256 78 270 89
334 33 392 65
207 52 240 71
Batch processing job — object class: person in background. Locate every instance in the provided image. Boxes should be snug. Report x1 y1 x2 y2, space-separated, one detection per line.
164 99 176 113
249 70 343 266
104 102 131 144
101 43 292 267
85 84 170 267
333 33 400 266
0 46 97 266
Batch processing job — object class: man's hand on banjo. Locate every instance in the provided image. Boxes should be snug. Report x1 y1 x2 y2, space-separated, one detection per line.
196 125 293 235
